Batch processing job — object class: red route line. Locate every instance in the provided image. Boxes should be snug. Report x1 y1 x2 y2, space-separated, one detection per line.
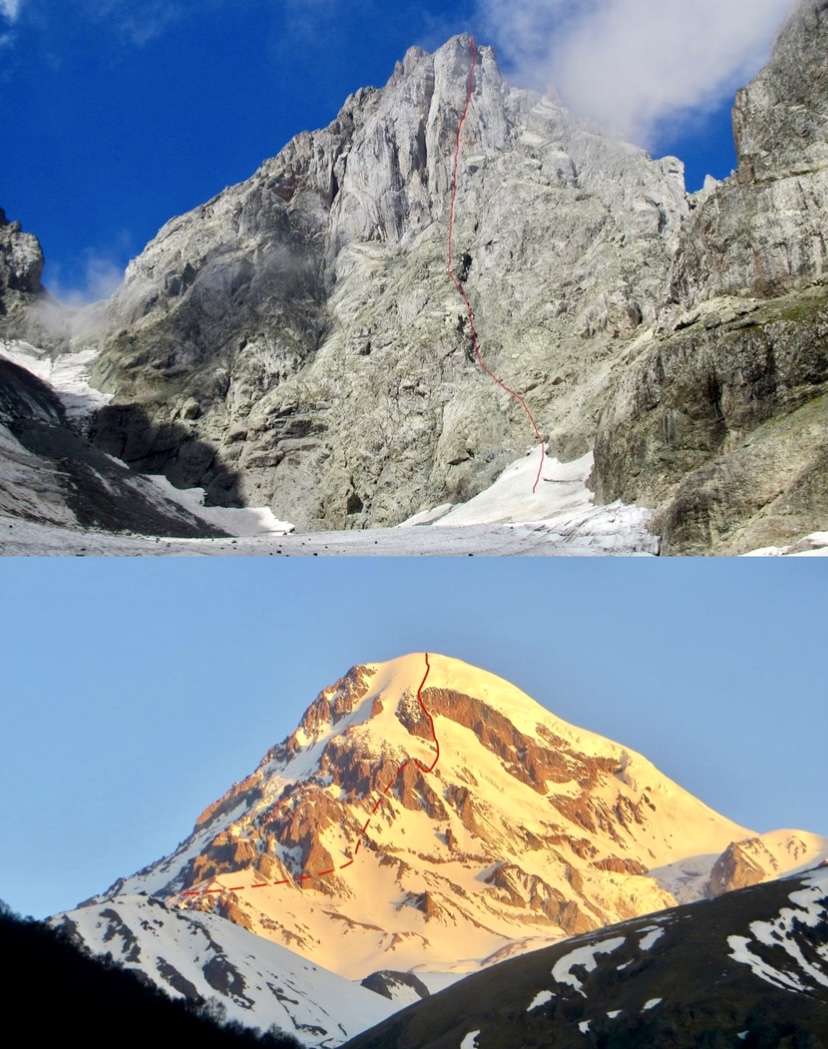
171 653 437 902
447 36 546 494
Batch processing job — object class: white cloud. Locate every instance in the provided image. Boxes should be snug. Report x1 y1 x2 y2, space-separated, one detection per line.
0 0 21 22
478 0 795 146
0 0 21 45
78 0 183 46
49 251 126 307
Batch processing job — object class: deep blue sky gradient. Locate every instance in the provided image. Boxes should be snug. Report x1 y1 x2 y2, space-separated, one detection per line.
1 0 740 298
1 558 825 920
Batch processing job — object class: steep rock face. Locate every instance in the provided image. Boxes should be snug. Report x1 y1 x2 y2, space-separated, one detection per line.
88 37 687 530
0 208 44 315
0 210 75 351
673 0 828 305
707 839 778 897
77 653 826 982
593 0 828 554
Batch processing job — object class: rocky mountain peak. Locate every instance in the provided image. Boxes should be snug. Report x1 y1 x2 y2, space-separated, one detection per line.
733 0 828 185
322 34 511 252
76 34 688 531
0 209 45 338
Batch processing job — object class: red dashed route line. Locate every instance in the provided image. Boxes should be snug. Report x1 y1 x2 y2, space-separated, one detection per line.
174 653 436 901
447 36 546 494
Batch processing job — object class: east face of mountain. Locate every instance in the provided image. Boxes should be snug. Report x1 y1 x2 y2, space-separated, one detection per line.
342 865 828 1049
81 655 827 982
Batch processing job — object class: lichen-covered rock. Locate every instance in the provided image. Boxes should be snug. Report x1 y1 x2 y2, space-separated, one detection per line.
593 0 828 553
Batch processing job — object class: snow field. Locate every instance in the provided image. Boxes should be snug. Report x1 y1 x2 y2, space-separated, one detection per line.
55 895 399 1046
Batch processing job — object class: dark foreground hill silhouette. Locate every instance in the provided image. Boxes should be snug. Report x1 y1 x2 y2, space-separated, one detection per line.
0 900 302 1048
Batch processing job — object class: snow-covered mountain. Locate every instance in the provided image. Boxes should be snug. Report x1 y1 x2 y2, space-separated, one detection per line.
50 894 399 1047
75 654 827 989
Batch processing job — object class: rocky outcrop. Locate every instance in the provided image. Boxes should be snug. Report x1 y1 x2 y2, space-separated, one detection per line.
707 838 780 897
0 354 229 536
593 0 828 553
673 0 828 305
0 210 76 351
84 36 687 530
359 969 430 1002
0 209 44 315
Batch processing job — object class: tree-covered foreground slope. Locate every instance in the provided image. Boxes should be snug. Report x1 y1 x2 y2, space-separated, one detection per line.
0 900 302 1047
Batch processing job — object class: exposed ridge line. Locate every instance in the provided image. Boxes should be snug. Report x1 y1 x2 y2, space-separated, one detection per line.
172 653 438 901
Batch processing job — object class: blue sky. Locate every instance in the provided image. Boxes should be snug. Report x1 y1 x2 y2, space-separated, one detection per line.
0 557 825 920
1 0 792 300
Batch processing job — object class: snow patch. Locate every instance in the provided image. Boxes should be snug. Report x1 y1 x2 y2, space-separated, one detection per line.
460 1031 481 1049
146 475 294 536
638 926 665 950
0 339 111 418
607 1010 621 1019
400 448 659 555
643 998 662 1011
551 936 627 996
743 532 828 556
411 972 467 994
578 1020 591 1033
727 869 828 992
527 990 555 1011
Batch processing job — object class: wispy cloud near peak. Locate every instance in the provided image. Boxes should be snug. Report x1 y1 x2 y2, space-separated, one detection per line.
77 0 183 46
478 0 794 147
